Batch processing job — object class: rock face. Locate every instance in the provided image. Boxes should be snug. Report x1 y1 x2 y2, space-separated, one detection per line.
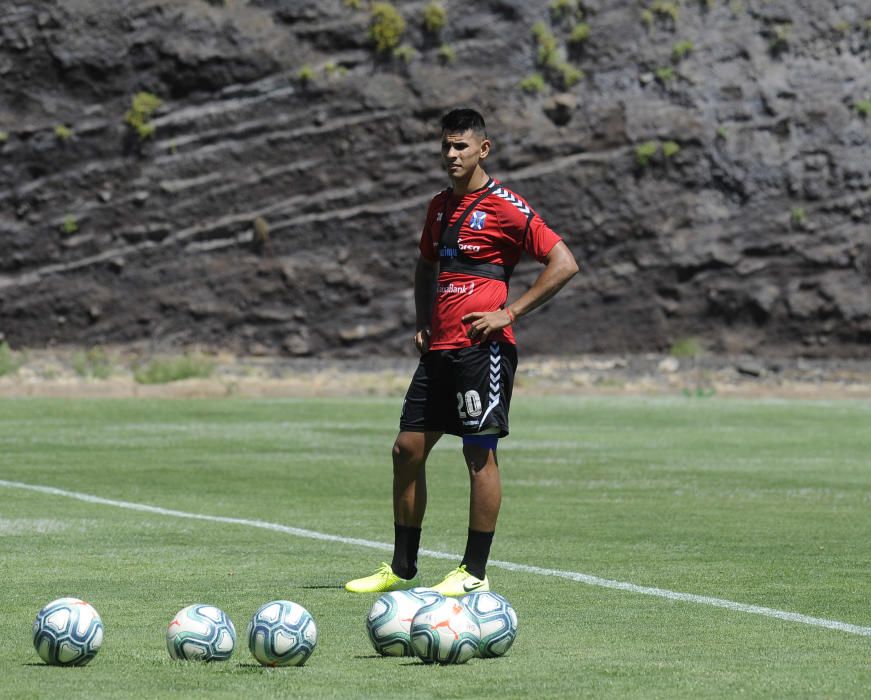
0 0 868 358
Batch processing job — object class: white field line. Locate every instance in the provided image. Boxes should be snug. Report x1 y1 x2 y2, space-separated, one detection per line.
3 479 871 637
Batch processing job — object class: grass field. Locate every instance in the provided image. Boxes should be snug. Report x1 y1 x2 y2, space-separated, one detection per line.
1 395 870 698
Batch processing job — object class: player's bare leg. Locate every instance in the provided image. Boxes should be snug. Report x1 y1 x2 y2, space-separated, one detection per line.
432 439 499 596
392 430 442 527
342 431 441 593
463 443 501 532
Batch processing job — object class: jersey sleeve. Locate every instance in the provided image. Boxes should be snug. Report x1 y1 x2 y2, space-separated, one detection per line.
494 190 563 263
418 195 442 262
523 211 563 262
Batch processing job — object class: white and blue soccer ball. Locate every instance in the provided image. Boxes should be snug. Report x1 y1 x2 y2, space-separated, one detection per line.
366 588 444 657
410 596 481 664
247 600 317 667
460 591 518 658
32 597 104 666
166 604 236 661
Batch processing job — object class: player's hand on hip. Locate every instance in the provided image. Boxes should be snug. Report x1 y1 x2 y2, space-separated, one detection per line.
414 328 431 355
462 309 512 343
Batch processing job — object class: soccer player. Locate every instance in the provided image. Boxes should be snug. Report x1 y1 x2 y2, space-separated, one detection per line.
345 108 579 596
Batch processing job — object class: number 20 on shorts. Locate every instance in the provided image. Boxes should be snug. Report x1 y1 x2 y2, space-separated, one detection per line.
456 390 483 418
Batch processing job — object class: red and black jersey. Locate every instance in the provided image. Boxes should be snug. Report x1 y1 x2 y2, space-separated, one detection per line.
418 178 563 350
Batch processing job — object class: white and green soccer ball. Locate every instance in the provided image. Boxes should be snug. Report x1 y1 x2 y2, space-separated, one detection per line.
32 597 104 666
366 588 444 657
410 596 481 664
460 591 518 658
247 600 317 667
166 604 236 661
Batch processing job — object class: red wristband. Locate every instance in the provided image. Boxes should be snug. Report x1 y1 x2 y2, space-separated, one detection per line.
505 307 516 324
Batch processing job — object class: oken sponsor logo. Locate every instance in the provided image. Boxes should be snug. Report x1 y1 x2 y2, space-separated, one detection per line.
438 281 475 295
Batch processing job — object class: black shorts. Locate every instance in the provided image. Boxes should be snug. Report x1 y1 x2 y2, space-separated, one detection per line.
399 342 518 438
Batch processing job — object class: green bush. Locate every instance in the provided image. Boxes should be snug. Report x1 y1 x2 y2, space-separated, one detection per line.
769 23 791 52
550 0 575 14
635 141 659 166
343 0 362 8
529 19 585 93
0 130 8 143
125 91 162 140
324 62 348 78
791 207 807 226
423 2 446 33
520 73 547 94
662 141 680 158
392 44 417 63
61 215 78 235
651 1 679 22
72 347 112 380
437 44 456 63
133 354 216 385
54 125 73 140
568 23 591 45
670 337 702 359
557 63 584 89
298 64 315 84
370 2 405 53
672 40 694 60
532 22 560 68
855 99 871 117
0 342 23 377
655 66 675 83
550 0 580 20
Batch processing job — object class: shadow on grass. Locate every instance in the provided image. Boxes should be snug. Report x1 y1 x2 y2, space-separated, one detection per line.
234 662 312 670
22 662 112 668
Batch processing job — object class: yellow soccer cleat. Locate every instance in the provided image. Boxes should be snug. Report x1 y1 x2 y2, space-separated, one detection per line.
345 562 421 593
430 565 489 597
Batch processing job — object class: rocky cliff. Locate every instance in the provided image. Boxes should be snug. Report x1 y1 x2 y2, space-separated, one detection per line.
1 0 869 358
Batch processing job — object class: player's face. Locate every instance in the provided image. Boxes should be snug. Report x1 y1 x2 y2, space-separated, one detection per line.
441 129 490 181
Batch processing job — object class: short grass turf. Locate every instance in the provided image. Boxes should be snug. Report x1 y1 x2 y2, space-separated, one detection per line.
1 396 871 698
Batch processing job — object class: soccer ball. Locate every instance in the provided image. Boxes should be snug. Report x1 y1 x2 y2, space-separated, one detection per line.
410 596 481 664
247 600 317 667
366 588 444 657
166 604 236 661
32 597 104 666
460 591 518 658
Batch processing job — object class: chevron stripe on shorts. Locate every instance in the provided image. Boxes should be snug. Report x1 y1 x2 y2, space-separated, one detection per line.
477 342 502 430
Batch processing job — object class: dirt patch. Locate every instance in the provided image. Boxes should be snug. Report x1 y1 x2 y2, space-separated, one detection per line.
2 349 870 400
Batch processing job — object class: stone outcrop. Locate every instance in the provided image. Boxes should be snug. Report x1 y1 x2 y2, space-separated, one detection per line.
0 0 868 358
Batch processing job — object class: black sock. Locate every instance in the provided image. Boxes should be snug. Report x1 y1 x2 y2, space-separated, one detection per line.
391 523 421 579
461 529 494 580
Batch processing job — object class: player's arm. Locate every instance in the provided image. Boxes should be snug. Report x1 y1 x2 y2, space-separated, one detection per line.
464 241 578 342
414 254 439 354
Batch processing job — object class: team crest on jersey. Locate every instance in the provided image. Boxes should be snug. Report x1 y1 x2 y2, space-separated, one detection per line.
469 210 487 230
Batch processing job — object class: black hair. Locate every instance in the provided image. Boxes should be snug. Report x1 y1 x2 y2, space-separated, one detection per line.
440 108 487 137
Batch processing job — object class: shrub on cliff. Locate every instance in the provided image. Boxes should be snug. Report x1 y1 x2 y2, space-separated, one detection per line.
370 2 405 53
